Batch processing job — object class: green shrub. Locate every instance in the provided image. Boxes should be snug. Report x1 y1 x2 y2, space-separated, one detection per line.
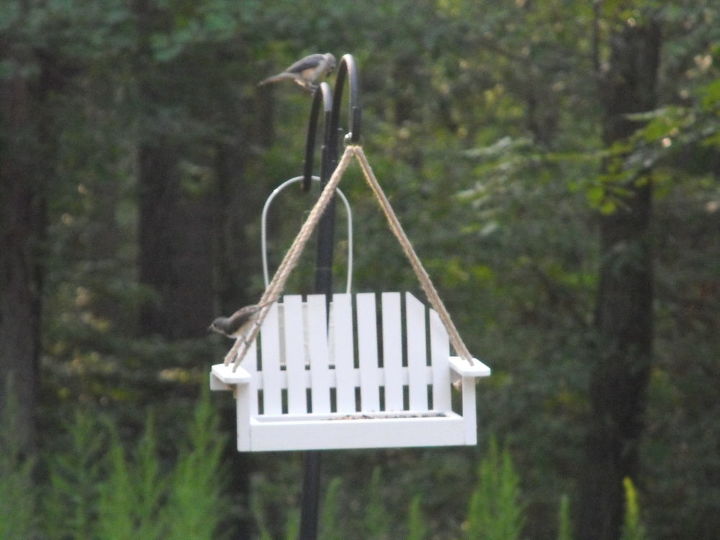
406 494 427 540
44 409 105 540
621 477 646 540
163 388 230 540
0 380 38 539
466 437 525 540
364 467 392 539
97 425 136 540
40 388 229 539
320 477 344 540
557 494 572 540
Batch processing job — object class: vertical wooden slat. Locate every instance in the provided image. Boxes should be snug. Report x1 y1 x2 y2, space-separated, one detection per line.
260 301 282 415
406 293 429 411
283 295 306 414
307 294 331 414
381 292 403 411
331 293 355 412
429 309 451 411
356 293 380 411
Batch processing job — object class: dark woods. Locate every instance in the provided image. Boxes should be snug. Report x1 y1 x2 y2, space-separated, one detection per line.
1 2 718 538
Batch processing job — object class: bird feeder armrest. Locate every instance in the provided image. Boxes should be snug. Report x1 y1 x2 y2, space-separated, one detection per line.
449 356 491 383
210 363 252 391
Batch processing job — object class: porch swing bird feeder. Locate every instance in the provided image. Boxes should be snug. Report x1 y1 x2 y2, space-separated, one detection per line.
210 55 490 453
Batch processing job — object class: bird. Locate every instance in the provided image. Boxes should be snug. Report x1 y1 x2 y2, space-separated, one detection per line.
258 52 336 91
208 301 274 340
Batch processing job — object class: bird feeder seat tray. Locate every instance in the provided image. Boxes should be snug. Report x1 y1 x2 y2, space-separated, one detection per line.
210 291 490 452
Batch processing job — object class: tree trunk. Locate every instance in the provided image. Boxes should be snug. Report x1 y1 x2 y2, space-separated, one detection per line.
577 18 661 540
137 138 215 339
0 42 62 452
0 71 42 453
133 1 214 340
214 141 253 314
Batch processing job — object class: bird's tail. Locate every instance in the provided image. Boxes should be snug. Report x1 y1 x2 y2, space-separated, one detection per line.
258 72 298 86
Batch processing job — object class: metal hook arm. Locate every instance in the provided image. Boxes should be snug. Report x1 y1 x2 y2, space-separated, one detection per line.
260 176 353 293
302 54 362 188
302 82 334 191
330 54 361 145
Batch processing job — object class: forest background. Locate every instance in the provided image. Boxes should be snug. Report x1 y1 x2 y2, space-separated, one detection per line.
1 1 718 539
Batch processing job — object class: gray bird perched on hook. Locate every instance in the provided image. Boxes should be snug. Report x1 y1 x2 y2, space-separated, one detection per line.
258 52 336 91
208 301 274 339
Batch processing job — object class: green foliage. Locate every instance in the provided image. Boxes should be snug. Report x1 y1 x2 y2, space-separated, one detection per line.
621 478 647 540
466 438 524 540
365 467 393 539
96 414 166 540
133 414 167 539
284 508 300 540
38 390 229 539
163 387 229 540
250 492 274 540
44 410 106 540
97 427 136 540
0 381 38 540
406 495 427 540
557 494 572 540
319 477 344 540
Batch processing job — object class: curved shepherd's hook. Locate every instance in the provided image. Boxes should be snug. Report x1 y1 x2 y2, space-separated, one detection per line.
330 54 361 145
302 53 362 192
302 81 334 192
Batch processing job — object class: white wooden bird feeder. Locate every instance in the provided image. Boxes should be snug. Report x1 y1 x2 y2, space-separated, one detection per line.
210 146 490 452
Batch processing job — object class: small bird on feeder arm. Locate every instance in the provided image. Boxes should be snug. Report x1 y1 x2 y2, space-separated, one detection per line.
208 301 274 340
258 52 336 92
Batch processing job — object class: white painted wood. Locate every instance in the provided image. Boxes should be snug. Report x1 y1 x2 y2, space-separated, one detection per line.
247 414 467 451
260 302 282 415
211 363 252 385
236 384 252 450
448 356 491 377
255 365 427 391
210 363 255 451
331 293 355 413
405 293 429 411
209 373 231 391
283 295 306 414
381 292 403 411
429 309 451 411
210 291 491 452
462 376 477 445
356 293 380 411
246 340 259 416
307 294 331 414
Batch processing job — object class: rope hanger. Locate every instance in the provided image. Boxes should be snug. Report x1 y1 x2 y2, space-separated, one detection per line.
225 145 474 371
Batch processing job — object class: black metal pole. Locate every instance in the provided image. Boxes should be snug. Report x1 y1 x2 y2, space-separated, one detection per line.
299 55 360 540
299 81 335 540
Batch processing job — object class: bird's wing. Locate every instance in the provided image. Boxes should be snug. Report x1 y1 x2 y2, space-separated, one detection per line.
230 304 260 318
258 72 299 86
284 54 326 74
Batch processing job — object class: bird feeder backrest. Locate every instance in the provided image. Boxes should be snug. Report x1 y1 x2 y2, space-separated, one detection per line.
240 291 452 417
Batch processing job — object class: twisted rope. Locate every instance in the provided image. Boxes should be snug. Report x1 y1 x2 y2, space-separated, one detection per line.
351 146 473 364
226 146 355 369
226 144 473 369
